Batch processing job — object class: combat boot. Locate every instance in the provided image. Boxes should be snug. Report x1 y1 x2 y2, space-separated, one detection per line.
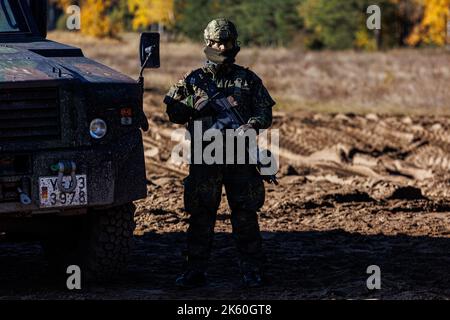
175 269 208 289
242 270 264 288
240 262 265 288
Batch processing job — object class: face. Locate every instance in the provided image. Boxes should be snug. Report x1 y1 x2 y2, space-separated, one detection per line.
207 39 234 52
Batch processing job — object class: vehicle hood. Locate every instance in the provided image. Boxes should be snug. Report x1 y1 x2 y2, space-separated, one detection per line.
0 40 135 84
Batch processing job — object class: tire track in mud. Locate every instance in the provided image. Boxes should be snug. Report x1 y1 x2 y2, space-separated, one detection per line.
273 113 450 202
141 118 442 215
142 112 450 202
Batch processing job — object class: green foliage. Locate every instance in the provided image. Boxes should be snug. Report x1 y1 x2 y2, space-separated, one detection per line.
173 0 218 42
55 13 68 31
172 0 413 48
299 0 418 50
174 0 304 46
49 0 439 50
300 0 358 49
227 0 304 46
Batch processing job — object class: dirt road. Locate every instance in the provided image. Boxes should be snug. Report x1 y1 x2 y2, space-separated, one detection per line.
1 105 450 299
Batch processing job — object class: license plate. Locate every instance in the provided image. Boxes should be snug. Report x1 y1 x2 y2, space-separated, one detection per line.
39 175 88 208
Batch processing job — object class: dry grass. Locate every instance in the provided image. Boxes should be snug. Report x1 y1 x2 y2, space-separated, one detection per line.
48 31 450 115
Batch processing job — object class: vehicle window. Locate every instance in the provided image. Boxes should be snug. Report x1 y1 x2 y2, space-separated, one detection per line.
0 0 29 33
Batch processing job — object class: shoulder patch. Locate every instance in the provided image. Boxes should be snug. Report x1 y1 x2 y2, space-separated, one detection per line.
185 68 207 86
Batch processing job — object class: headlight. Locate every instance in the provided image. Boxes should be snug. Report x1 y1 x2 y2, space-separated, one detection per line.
89 119 107 139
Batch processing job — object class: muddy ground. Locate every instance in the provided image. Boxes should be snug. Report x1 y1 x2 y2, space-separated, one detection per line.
1 102 450 300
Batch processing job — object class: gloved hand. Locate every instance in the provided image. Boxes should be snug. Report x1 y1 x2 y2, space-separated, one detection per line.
193 96 216 118
236 123 254 136
194 96 209 111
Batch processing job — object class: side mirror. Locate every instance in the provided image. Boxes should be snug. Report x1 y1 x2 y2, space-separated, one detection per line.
140 32 160 69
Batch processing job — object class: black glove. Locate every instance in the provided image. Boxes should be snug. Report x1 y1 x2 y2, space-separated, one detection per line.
193 96 216 118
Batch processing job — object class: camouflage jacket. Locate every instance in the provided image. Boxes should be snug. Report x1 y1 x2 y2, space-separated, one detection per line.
164 63 275 130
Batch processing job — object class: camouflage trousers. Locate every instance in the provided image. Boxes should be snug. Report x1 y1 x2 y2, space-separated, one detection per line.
183 163 266 272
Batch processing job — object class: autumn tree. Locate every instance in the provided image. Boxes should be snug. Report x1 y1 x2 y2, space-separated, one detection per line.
50 0 123 38
128 0 175 31
407 0 450 46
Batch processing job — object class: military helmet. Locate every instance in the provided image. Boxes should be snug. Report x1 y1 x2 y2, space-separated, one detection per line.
204 18 238 45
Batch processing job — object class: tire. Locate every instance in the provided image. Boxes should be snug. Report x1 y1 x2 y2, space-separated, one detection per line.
42 203 136 283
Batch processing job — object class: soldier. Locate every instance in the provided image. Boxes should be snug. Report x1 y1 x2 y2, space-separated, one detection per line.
163 18 276 288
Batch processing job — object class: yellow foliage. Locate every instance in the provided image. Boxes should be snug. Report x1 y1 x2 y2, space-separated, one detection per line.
354 29 377 51
80 0 121 38
407 0 450 46
51 0 121 38
128 0 174 30
50 0 74 9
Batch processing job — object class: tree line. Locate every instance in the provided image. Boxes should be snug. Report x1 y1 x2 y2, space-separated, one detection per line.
49 0 449 49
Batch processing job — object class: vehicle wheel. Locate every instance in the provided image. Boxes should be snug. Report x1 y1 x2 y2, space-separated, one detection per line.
42 203 136 283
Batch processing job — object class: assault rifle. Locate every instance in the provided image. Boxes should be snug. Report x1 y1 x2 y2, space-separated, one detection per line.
201 93 279 185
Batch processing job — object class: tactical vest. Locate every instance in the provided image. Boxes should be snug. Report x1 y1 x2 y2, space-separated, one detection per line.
186 67 249 130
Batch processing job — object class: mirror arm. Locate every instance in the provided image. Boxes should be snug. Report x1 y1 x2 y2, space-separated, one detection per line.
139 46 154 81
137 46 154 132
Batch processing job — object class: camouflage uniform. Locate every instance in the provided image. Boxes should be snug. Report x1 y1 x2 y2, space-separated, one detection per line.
164 19 275 275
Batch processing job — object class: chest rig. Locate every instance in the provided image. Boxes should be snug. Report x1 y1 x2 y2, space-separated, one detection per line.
187 67 247 107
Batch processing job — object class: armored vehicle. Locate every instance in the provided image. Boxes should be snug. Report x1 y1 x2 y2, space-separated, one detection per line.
0 0 159 280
